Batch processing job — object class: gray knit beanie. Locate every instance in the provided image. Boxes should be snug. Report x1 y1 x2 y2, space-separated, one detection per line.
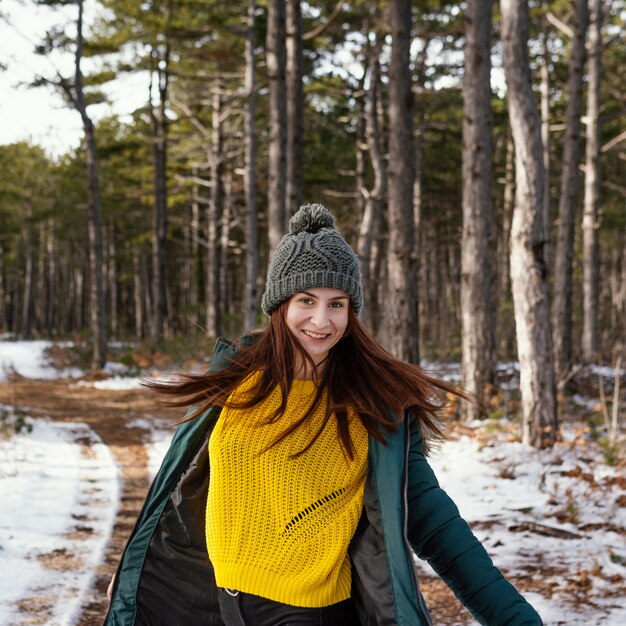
261 204 363 316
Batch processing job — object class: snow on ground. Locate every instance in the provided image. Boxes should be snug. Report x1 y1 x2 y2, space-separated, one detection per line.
0 339 142 390
73 376 142 391
0 340 83 382
419 422 626 625
0 417 118 626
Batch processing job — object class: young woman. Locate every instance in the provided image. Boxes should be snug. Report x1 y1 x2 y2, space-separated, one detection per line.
105 204 542 625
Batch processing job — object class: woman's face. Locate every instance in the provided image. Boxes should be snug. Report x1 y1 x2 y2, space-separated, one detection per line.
285 287 350 376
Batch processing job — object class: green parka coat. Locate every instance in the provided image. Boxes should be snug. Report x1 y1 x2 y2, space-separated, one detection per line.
104 337 543 626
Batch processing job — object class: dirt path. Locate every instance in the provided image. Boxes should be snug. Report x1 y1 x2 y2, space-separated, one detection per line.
1 377 178 625
1 376 483 625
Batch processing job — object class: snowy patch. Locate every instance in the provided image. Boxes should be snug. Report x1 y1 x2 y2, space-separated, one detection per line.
0 419 118 625
421 360 461 383
92 376 142 391
590 363 625 380
71 376 143 391
418 424 626 624
571 394 601 412
103 361 132 375
0 340 83 382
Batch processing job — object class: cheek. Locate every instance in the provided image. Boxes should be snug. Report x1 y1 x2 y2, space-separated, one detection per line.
335 313 349 334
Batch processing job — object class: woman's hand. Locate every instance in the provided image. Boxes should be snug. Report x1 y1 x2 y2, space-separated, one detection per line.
107 574 115 601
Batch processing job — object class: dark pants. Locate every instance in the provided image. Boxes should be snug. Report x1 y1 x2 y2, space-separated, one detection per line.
217 588 359 626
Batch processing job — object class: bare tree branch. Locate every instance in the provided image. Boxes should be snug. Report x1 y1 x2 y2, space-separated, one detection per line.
303 0 344 41
546 12 574 39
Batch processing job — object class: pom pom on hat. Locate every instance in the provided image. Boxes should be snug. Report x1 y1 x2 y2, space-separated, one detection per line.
289 203 335 234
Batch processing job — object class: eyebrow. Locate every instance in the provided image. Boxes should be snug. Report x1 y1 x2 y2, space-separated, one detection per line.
300 290 349 301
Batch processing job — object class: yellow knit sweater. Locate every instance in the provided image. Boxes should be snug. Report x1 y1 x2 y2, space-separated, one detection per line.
206 372 368 608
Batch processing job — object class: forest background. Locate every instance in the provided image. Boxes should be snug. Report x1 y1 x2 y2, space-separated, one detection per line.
0 0 624 451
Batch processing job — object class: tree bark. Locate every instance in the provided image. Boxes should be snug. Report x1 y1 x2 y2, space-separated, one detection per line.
149 36 171 342
244 0 259 331
499 130 515 300
460 0 496 421
133 250 144 338
36 222 46 330
285 0 304 219
21 206 35 340
500 0 557 448
108 226 118 339
385 0 418 362
142 252 152 338
266 0 287 251
74 266 84 333
358 40 386 330
540 25 551 268
206 85 223 338
552 0 589 379
220 172 232 325
582 0 603 362
73 0 106 368
45 221 56 336
0 241 7 331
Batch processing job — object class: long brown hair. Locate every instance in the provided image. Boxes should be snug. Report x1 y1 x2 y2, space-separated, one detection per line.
144 302 463 457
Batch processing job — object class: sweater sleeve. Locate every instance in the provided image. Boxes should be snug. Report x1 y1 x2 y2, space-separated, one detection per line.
405 416 543 626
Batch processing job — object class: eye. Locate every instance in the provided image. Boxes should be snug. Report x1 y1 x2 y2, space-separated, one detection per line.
299 297 314 305
329 301 345 309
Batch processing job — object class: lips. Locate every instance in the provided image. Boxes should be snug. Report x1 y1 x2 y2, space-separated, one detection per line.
301 329 330 340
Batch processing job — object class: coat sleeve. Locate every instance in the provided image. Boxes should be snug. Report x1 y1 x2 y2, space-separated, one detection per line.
405 416 543 626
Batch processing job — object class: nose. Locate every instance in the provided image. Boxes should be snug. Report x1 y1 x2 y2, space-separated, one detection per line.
310 306 330 328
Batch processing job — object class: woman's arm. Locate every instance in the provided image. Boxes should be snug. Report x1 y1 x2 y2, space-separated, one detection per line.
406 416 542 626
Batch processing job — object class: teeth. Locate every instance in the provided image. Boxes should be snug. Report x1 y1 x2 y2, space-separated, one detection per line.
302 330 328 339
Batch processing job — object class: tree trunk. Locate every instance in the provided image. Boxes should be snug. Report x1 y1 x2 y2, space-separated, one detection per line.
108 226 118 339
582 0 603 362
149 40 170 342
460 0 496 421
0 241 7 331
36 222 47 331
181 202 192 327
84 120 107 367
266 0 287 251
44 221 56 335
206 85 223 338
190 182 201 325
285 0 304 219
540 27 551 268
244 0 259 331
385 0 418 362
143 252 152 337
552 0 589 380
412 38 429 225
413 40 430 357
73 0 106 368
133 250 144 338
220 172 232 330
608 247 625 351
75 265 85 335
21 207 35 339
358 41 385 330
500 0 557 448
499 130 515 302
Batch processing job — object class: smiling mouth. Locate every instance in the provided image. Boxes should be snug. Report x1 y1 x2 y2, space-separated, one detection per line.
301 330 330 340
